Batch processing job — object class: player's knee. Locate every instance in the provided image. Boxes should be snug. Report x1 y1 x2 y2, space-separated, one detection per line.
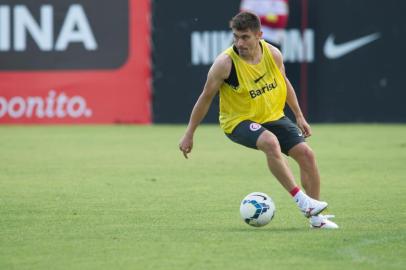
257 132 281 156
297 145 316 164
303 146 315 161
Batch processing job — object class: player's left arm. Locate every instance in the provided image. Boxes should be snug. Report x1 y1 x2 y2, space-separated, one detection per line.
267 43 312 137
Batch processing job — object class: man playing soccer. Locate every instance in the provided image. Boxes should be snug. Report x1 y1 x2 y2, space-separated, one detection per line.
179 11 338 229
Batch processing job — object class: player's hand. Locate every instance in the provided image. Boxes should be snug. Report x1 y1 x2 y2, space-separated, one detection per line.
179 134 193 159
296 116 312 138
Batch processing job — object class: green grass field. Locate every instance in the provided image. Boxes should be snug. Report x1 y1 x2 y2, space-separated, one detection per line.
1 124 405 270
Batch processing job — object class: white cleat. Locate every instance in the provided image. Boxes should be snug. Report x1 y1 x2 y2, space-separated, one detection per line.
310 214 339 229
298 196 328 218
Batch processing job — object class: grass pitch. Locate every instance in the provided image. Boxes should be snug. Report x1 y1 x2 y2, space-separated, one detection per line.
0 124 405 270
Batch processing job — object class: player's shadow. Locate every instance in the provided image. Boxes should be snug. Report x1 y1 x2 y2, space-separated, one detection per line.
227 226 305 233
184 226 306 234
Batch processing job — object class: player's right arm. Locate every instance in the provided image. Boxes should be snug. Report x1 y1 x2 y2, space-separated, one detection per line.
179 54 231 159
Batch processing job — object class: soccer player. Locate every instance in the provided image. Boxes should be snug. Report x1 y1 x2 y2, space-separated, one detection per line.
179 12 338 229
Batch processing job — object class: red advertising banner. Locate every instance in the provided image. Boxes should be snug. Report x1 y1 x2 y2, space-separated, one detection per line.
0 0 151 124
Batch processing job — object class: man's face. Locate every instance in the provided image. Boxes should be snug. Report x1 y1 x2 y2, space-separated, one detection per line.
232 28 262 57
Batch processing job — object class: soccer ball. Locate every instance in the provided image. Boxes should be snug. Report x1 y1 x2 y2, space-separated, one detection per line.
240 192 276 227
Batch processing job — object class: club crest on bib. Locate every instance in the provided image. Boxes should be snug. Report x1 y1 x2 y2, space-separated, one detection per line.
249 123 261 131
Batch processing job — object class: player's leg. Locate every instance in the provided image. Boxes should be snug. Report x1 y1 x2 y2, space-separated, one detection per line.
262 117 328 217
256 130 328 217
288 142 320 200
225 120 297 192
264 117 338 228
255 130 297 192
226 120 327 217
289 144 338 228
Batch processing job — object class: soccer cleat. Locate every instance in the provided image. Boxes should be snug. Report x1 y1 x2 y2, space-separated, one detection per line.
298 196 328 218
310 214 339 229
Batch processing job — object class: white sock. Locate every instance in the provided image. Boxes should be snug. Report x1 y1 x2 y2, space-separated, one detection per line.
293 190 308 207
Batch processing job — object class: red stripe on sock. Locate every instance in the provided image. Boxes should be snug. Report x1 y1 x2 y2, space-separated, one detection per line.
290 187 300 197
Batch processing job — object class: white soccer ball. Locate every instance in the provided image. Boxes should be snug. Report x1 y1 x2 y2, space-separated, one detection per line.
240 192 276 227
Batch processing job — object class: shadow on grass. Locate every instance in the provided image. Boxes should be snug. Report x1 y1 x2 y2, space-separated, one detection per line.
167 226 306 234
225 226 305 233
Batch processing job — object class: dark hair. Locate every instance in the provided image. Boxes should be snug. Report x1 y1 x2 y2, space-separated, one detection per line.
229 11 261 32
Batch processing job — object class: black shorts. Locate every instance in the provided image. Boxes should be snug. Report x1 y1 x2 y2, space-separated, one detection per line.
225 117 305 155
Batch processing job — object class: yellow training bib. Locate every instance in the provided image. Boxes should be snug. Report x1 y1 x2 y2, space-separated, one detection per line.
219 40 287 133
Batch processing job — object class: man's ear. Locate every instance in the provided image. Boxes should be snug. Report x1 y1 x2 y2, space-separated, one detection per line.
257 30 263 39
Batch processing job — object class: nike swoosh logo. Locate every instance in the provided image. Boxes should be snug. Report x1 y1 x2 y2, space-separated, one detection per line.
254 73 266 83
324 33 381 59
